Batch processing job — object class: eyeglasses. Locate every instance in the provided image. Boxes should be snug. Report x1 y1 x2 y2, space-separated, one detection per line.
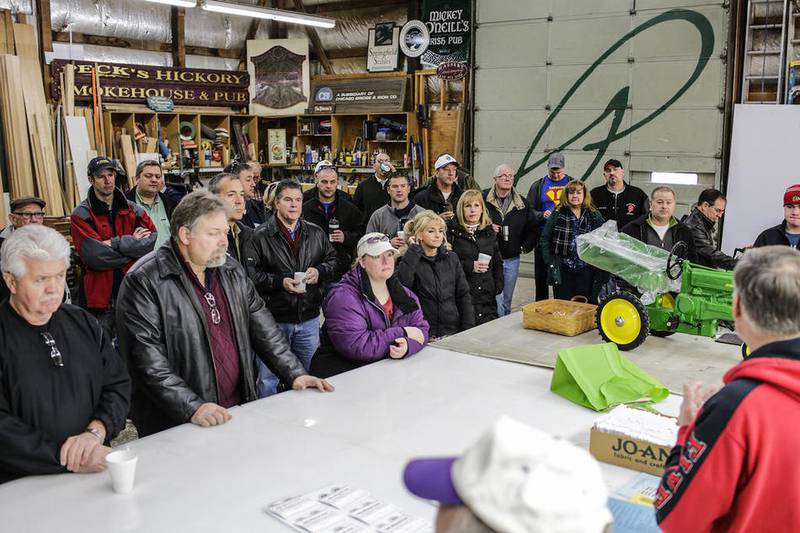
495 174 514 180
40 332 64 367
204 293 221 325
13 211 45 220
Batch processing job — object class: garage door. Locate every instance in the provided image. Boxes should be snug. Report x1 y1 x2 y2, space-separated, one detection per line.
472 0 729 213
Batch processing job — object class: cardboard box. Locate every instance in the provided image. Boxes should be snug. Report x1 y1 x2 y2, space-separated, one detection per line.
589 427 672 476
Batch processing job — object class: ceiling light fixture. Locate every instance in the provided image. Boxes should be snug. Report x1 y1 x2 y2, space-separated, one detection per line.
200 0 336 29
143 0 198 7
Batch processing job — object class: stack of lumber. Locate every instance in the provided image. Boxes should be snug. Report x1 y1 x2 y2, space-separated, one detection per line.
0 54 34 199
13 23 66 215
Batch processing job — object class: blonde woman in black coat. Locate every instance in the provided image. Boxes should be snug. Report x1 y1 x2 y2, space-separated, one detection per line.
448 190 503 325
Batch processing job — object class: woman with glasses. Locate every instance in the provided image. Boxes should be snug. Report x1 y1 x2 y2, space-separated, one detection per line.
310 233 429 378
539 180 607 303
397 210 474 339
448 190 503 325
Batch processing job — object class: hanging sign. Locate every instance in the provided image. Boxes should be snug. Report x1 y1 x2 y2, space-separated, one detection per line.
421 0 471 67
310 77 407 113
399 20 430 58
436 62 468 80
248 38 310 117
50 60 249 106
368 23 401 72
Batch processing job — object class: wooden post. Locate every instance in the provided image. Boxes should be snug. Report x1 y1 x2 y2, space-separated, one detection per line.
290 0 334 74
35 0 53 100
0 9 14 55
171 7 186 68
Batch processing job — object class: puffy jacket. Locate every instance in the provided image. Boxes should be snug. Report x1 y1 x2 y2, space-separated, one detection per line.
302 192 363 279
483 187 538 259
413 181 464 215
754 221 800 249
620 214 697 262
116 242 307 436
589 183 649 230
310 267 429 378
243 216 338 323
397 244 474 338
683 207 737 270
448 223 504 325
71 188 157 310
656 337 800 532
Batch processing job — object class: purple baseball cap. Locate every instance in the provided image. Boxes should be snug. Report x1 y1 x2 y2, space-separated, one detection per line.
402 457 462 505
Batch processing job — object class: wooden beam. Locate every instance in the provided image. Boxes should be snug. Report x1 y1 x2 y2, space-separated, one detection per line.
171 7 186 68
0 9 15 55
35 0 53 102
239 0 270 70
313 46 367 60
308 0 407 13
52 32 243 60
290 0 334 74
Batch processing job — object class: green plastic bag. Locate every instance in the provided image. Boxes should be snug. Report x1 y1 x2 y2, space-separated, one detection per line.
550 343 669 411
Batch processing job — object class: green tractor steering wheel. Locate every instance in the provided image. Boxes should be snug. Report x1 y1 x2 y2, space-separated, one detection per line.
667 241 688 281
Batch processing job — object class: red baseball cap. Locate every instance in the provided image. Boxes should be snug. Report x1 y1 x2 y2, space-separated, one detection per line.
784 184 800 206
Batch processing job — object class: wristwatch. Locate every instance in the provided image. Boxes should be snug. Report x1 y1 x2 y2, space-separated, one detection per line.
84 427 104 442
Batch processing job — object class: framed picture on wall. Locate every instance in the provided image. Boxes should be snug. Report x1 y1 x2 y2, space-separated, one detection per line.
267 128 287 165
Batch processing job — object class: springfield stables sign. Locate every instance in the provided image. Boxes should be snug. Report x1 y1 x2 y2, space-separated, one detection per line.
50 60 250 106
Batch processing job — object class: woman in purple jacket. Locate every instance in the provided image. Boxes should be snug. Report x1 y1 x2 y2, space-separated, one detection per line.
309 233 430 378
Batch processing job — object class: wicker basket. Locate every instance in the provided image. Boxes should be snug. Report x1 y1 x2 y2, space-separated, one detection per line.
522 296 598 337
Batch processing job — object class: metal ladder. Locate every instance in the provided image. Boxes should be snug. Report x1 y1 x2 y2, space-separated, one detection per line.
742 0 790 103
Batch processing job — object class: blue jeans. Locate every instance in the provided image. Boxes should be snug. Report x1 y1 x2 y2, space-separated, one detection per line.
496 256 521 317
256 317 320 398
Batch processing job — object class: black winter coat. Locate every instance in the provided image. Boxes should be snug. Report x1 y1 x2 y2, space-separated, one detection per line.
754 221 800 249
241 198 268 228
116 243 307 436
683 208 737 270
396 244 475 338
413 181 464 215
227 221 254 265
590 183 650 230
302 192 363 279
353 175 390 227
483 188 538 259
243 217 339 323
619 214 697 262
448 223 504 325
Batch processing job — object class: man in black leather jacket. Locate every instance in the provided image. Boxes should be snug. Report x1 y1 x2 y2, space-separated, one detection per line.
683 188 737 270
244 180 338 396
116 191 333 437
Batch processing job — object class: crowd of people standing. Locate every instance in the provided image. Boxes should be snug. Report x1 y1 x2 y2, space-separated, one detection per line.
1 147 798 486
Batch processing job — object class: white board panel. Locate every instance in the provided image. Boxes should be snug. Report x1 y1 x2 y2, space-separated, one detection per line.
722 104 800 254
64 116 92 202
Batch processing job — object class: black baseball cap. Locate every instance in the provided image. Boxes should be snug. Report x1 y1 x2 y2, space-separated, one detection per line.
87 156 117 177
603 159 623 170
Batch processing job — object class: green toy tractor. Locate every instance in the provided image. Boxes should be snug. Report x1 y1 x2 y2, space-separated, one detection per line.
576 224 735 351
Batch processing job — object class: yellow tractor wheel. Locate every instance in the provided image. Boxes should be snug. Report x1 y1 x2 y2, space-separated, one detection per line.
596 292 649 351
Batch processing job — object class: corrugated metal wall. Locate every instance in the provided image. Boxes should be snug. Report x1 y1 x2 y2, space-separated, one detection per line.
472 0 729 214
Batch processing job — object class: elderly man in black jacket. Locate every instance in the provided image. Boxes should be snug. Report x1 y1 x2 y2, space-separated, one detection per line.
483 164 537 316
0 225 129 483
117 191 332 437
244 180 338 396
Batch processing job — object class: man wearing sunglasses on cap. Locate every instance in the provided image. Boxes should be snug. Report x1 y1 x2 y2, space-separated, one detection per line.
116 192 333 437
0 225 130 483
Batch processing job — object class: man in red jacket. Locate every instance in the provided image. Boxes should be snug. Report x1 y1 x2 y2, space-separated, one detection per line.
655 245 800 532
71 157 157 340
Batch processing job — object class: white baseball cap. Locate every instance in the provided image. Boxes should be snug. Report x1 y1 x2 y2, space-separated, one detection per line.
314 160 335 174
357 232 396 258
434 153 459 170
404 416 611 533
